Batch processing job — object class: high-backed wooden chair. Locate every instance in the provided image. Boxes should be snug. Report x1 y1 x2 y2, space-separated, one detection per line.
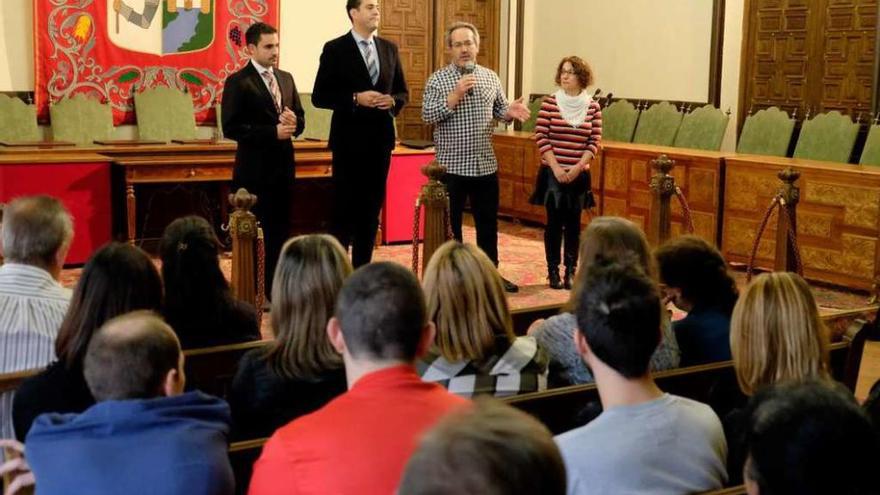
859 124 880 166
183 340 267 399
298 93 332 141
133 86 197 142
673 105 729 151
793 110 860 163
736 106 795 156
632 101 683 146
601 99 640 142
50 94 114 145
0 95 40 143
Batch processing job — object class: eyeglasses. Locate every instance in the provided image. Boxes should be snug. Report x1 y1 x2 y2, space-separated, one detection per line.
560 69 578 75
452 40 476 49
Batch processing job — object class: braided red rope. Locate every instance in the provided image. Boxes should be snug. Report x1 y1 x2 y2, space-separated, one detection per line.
256 230 266 321
674 186 696 234
780 202 805 276
412 199 422 274
746 197 780 282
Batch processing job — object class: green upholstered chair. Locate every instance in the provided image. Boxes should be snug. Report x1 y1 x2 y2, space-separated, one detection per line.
632 101 683 146
0 94 40 142
736 106 795 156
49 94 114 145
298 93 332 141
520 95 545 133
673 105 729 151
859 125 880 166
601 99 640 142
793 111 860 163
134 86 197 142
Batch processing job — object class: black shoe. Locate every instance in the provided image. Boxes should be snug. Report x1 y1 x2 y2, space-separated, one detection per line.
548 267 563 290
502 277 519 293
563 266 575 290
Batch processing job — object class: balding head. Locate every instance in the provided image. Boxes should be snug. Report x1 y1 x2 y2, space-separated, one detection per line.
84 311 184 402
1 195 73 271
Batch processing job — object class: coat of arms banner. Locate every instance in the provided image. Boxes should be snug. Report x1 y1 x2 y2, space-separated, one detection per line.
35 0 279 125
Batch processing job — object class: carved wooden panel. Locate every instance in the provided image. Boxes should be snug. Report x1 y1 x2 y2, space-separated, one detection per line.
433 0 500 73
380 0 433 140
742 0 877 123
493 131 544 224
722 155 880 289
598 143 725 246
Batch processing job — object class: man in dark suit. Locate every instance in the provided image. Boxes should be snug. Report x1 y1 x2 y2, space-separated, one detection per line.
312 0 408 267
222 22 305 296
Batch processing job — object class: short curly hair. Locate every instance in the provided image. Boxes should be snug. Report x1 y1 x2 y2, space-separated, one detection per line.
554 56 594 89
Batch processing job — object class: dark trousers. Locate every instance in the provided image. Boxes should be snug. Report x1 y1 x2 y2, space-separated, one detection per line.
331 147 392 268
247 181 292 297
544 201 582 268
443 173 500 265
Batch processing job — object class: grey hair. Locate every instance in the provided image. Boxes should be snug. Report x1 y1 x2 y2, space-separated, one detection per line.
445 21 480 48
1 195 73 267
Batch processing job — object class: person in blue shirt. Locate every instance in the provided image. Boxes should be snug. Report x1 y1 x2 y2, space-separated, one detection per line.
25 311 234 495
656 236 739 367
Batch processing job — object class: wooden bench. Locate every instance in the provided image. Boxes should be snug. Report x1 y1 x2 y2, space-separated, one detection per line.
183 340 268 399
505 325 864 436
700 486 747 495
0 368 41 394
512 302 564 335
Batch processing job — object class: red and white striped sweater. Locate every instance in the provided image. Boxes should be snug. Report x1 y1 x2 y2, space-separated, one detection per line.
534 96 603 167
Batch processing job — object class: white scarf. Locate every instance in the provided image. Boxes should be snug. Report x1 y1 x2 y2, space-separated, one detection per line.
553 89 591 128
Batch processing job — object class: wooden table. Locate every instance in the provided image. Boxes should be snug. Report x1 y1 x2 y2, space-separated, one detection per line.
723 154 880 290
599 141 729 245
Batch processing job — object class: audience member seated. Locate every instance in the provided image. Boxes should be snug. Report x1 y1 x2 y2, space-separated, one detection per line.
0 196 73 441
417 241 548 397
556 258 727 494
13 243 162 441
249 262 468 495
655 235 738 366
229 235 350 440
399 398 566 495
25 311 234 495
725 271 830 486
743 381 878 495
160 216 260 349
530 217 680 387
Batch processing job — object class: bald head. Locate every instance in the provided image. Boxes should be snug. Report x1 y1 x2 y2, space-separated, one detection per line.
84 311 184 402
1 195 73 269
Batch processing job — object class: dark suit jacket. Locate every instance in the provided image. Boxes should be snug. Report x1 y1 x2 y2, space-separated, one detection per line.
312 32 408 155
221 61 305 188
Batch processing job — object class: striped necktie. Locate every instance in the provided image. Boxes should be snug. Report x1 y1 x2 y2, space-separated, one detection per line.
361 40 379 86
262 70 281 112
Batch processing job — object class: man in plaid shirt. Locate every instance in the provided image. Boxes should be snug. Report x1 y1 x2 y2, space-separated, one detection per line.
422 21 530 293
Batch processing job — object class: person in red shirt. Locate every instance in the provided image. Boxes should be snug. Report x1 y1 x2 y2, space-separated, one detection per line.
248 262 469 495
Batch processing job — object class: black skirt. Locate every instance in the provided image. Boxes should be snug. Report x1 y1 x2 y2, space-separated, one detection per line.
529 165 596 210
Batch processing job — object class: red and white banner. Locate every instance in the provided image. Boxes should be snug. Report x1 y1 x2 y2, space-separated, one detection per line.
35 0 279 125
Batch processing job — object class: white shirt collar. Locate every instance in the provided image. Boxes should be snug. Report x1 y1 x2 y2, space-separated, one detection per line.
250 59 273 75
351 29 375 46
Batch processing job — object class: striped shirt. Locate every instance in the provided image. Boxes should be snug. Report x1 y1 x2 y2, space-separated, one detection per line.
0 263 70 440
535 96 603 167
422 64 510 177
417 336 548 398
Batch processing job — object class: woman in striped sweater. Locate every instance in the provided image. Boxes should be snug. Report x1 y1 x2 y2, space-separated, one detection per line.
530 56 602 289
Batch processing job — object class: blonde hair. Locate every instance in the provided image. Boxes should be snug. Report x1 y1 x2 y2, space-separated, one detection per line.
423 241 514 362
564 216 656 312
266 234 352 379
730 272 830 396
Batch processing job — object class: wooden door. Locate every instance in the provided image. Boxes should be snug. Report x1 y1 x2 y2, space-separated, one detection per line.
379 0 434 141
740 0 877 124
380 0 501 141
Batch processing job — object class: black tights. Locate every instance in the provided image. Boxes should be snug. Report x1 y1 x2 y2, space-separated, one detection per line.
544 201 582 268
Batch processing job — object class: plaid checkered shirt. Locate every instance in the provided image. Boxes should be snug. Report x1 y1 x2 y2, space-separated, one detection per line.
417 336 548 398
422 63 511 177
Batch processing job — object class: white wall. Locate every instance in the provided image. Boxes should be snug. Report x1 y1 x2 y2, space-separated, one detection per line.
0 0 33 91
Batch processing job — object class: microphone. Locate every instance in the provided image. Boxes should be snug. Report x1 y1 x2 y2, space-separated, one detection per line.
460 61 476 96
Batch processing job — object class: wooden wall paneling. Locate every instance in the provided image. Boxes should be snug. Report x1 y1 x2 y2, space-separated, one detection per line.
722 155 880 289
598 143 725 246
433 0 501 73
380 0 434 140
493 131 544 223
